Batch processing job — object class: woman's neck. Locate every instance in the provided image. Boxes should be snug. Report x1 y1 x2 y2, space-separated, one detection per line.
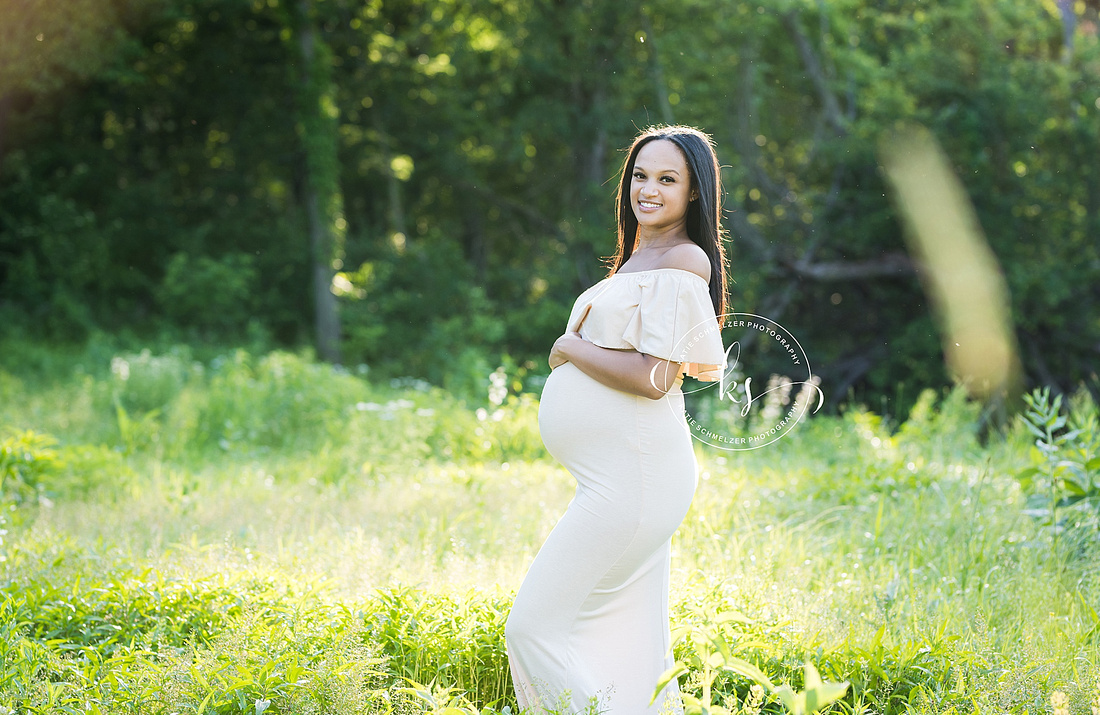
635 229 691 252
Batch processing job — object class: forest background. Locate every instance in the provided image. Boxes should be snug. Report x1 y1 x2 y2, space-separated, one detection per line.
2 0 1099 414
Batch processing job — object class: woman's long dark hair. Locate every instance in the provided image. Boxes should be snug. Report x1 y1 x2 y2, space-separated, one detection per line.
609 125 728 318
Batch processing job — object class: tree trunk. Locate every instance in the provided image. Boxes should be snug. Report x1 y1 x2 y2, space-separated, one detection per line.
373 112 407 240
462 202 488 285
0 94 10 165
295 0 341 363
1057 0 1075 62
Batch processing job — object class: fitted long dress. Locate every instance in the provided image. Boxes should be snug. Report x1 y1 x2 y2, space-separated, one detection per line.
505 268 727 715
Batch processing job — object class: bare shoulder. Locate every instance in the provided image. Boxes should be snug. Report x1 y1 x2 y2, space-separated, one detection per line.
658 242 711 282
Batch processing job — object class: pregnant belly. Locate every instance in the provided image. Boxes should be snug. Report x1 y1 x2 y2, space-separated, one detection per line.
538 362 696 529
538 363 689 464
538 363 637 464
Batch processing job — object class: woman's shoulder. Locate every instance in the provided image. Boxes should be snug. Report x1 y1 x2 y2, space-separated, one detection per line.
654 242 710 283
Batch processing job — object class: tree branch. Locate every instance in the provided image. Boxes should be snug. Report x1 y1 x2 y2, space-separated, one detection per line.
786 252 914 280
781 10 848 137
824 345 887 403
461 182 563 239
725 208 775 260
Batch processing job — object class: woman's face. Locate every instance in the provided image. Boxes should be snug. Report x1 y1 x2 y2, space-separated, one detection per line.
629 139 692 234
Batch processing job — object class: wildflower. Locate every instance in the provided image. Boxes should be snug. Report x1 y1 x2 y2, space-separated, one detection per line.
111 356 131 381
489 366 508 406
760 373 792 423
743 683 765 715
1051 691 1069 715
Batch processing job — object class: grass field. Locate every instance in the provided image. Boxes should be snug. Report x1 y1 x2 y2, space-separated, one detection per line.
1 340 1098 714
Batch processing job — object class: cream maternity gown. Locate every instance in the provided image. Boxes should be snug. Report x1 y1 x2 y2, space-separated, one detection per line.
506 268 727 714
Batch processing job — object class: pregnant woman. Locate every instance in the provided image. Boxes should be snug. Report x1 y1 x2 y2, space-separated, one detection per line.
505 125 729 714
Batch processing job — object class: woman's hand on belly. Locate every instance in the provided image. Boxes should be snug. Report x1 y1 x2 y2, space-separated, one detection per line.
549 331 585 370
551 335 682 400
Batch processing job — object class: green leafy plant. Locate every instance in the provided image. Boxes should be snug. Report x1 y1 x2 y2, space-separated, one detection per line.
654 614 849 715
1017 387 1100 540
0 430 61 506
1 343 1097 713
399 678 519 715
110 348 195 415
364 586 514 709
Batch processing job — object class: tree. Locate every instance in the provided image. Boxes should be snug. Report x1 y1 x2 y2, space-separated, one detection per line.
1 0 1097 409
290 0 343 363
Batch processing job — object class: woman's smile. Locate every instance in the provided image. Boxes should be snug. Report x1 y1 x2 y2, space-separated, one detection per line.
630 139 691 231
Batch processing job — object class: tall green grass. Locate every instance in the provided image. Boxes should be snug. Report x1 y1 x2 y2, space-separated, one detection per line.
1 342 1098 713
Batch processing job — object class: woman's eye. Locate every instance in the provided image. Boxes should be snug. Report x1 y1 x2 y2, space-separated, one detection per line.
660 176 675 183
633 172 645 180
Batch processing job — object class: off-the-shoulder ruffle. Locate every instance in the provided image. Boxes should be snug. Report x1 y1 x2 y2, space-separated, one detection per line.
566 268 727 382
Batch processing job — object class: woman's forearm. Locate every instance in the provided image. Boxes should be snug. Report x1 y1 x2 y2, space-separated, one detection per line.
562 340 681 400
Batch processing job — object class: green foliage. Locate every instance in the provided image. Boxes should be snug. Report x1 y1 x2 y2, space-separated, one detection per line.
339 239 507 388
365 587 513 710
656 598 864 714
1 345 1099 713
0 189 103 340
0 0 143 97
825 626 965 712
1 343 547 475
0 0 315 344
1017 387 1100 534
157 252 260 338
0 564 390 714
0 431 61 506
187 350 367 453
110 348 197 414
767 385 985 508
161 603 385 715
0 429 132 510
53 443 133 498
2 0 1097 405
13 570 243 654
893 386 983 456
